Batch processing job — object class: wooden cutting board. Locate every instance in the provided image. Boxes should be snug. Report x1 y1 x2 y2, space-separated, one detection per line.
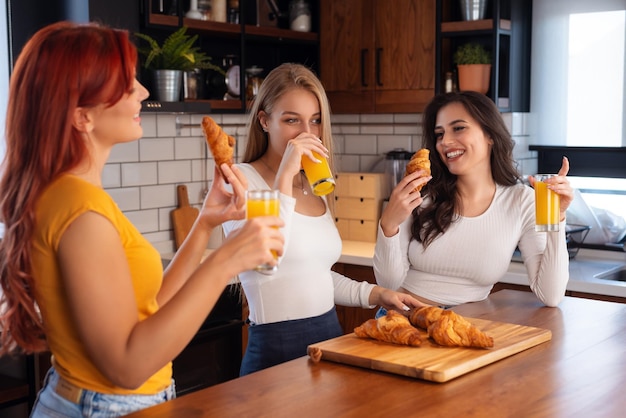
171 185 199 250
308 317 551 383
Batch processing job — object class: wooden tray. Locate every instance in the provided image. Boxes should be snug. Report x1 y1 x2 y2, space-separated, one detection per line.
308 317 551 382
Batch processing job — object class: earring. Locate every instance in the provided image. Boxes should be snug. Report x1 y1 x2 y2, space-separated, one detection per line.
262 127 268 132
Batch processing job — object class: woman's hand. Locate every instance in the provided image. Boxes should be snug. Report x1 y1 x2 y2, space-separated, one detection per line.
528 156 574 221
198 164 248 230
369 286 428 313
379 170 431 237
274 133 328 193
216 216 285 273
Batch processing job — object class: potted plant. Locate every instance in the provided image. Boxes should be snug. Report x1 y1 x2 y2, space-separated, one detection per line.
135 26 223 101
453 42 491 94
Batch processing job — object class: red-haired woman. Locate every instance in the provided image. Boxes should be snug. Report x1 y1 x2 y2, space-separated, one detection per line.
0 21 283 417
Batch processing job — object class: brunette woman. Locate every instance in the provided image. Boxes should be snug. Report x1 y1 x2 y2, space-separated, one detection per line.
0 21 283 417
374 91 573 309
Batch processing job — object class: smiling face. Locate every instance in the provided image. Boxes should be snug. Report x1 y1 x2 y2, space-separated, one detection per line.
434 102 493 177
259 87 321 156
88 79 150 145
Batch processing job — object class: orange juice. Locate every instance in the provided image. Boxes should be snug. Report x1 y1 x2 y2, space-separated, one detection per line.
301 151 335 196
535 175 560 232
246 190 280 273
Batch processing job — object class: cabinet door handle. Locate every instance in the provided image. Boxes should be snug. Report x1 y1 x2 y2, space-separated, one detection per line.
361 49 368 87
376 48 383 86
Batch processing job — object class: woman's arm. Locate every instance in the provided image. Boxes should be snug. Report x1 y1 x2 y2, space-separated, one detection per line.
58 165 284 389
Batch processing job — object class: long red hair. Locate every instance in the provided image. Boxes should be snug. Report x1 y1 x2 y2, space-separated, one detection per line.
0 21 137 354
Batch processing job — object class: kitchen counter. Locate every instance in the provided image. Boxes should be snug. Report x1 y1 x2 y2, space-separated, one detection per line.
124 290 626 417
338 241 626 299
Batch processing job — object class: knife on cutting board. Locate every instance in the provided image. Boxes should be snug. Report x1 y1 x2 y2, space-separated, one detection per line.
171 185 199 250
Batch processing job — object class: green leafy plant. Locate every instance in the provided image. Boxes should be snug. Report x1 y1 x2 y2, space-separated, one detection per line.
453 43 491 65
135 26 223 73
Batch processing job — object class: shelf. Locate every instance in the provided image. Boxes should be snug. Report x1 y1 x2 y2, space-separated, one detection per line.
148 13 318 43
441 18 511 33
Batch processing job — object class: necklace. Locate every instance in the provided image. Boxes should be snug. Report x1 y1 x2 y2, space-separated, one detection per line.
259 157 308 195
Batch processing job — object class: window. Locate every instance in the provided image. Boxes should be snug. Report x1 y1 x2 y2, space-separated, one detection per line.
531 0 626 147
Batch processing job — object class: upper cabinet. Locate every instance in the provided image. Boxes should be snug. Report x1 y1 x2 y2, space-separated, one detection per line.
320 0 436 114
435 0 532 112
139 0 320 113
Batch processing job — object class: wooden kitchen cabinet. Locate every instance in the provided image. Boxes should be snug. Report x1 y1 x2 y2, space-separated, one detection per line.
320 0 436 113
435 0 531 112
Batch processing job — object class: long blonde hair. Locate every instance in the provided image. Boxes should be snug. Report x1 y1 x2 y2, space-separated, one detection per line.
242 63 336 176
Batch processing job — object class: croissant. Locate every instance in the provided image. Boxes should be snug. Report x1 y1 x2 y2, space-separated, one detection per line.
201 116 235 175
431 310 494 348
404 148 431 192
409 306 443 330
354 310 422 347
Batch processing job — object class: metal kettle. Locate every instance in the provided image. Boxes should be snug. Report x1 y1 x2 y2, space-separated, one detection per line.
385 148 413 193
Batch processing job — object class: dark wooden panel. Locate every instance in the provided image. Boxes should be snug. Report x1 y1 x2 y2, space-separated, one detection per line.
530 146 626 179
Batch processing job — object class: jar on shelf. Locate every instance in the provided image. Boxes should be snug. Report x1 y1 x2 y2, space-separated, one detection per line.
245 66 264 100
289 0 311 32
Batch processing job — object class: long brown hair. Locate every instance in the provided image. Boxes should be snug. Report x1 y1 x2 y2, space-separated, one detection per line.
0 21 137 354
242 63 336 173
415 91 521 247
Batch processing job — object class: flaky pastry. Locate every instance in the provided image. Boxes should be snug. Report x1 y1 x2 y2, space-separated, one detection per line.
404 148 431 192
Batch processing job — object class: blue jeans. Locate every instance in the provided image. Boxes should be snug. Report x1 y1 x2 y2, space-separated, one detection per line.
241 307 343 376
30 367 176 418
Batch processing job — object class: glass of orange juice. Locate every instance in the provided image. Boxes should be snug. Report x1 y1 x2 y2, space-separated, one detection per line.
301 151 335 196
246 189 280 274
534 174 560 232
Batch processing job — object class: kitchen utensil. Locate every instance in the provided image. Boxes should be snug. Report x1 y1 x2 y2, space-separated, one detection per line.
384 148 413 193
171 185 199 250
308 316 551 383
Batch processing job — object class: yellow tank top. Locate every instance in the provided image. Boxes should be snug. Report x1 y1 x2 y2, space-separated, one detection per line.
31 174 171 394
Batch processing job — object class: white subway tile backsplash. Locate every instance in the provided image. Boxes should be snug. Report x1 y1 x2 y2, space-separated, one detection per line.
109 141 139 163
377 135 413 154
140 137 174 161
361 124 394 135
335 154 360 172
191 159 215 183
344 135 377 155
394 114 421 124
102 164 121 188
157 114 184 137
106 187 140 211
360 114 394 124
175 136 206 160
125 209 160 234
140 114 157 137
141 184 177 209
121 162 158 186
331 114 360 124
157 160 192 184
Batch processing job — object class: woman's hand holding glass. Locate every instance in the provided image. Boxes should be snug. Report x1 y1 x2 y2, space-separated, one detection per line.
527 156 574 222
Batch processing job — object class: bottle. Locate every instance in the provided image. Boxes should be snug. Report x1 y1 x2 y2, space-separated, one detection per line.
444 72 453 93
212 0 227 22
289 0 311 32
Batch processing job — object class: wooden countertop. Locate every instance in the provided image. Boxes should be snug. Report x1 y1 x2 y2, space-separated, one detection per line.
125 290 626 417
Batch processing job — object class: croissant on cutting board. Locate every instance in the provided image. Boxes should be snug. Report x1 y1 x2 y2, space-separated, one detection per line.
404 148 431 192
354 310 422 347
410 306 494 349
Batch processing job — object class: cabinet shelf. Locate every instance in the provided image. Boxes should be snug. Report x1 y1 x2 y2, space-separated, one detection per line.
147 13 319 43
141 1 320 113
435 0 531 112
441 18 511 33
